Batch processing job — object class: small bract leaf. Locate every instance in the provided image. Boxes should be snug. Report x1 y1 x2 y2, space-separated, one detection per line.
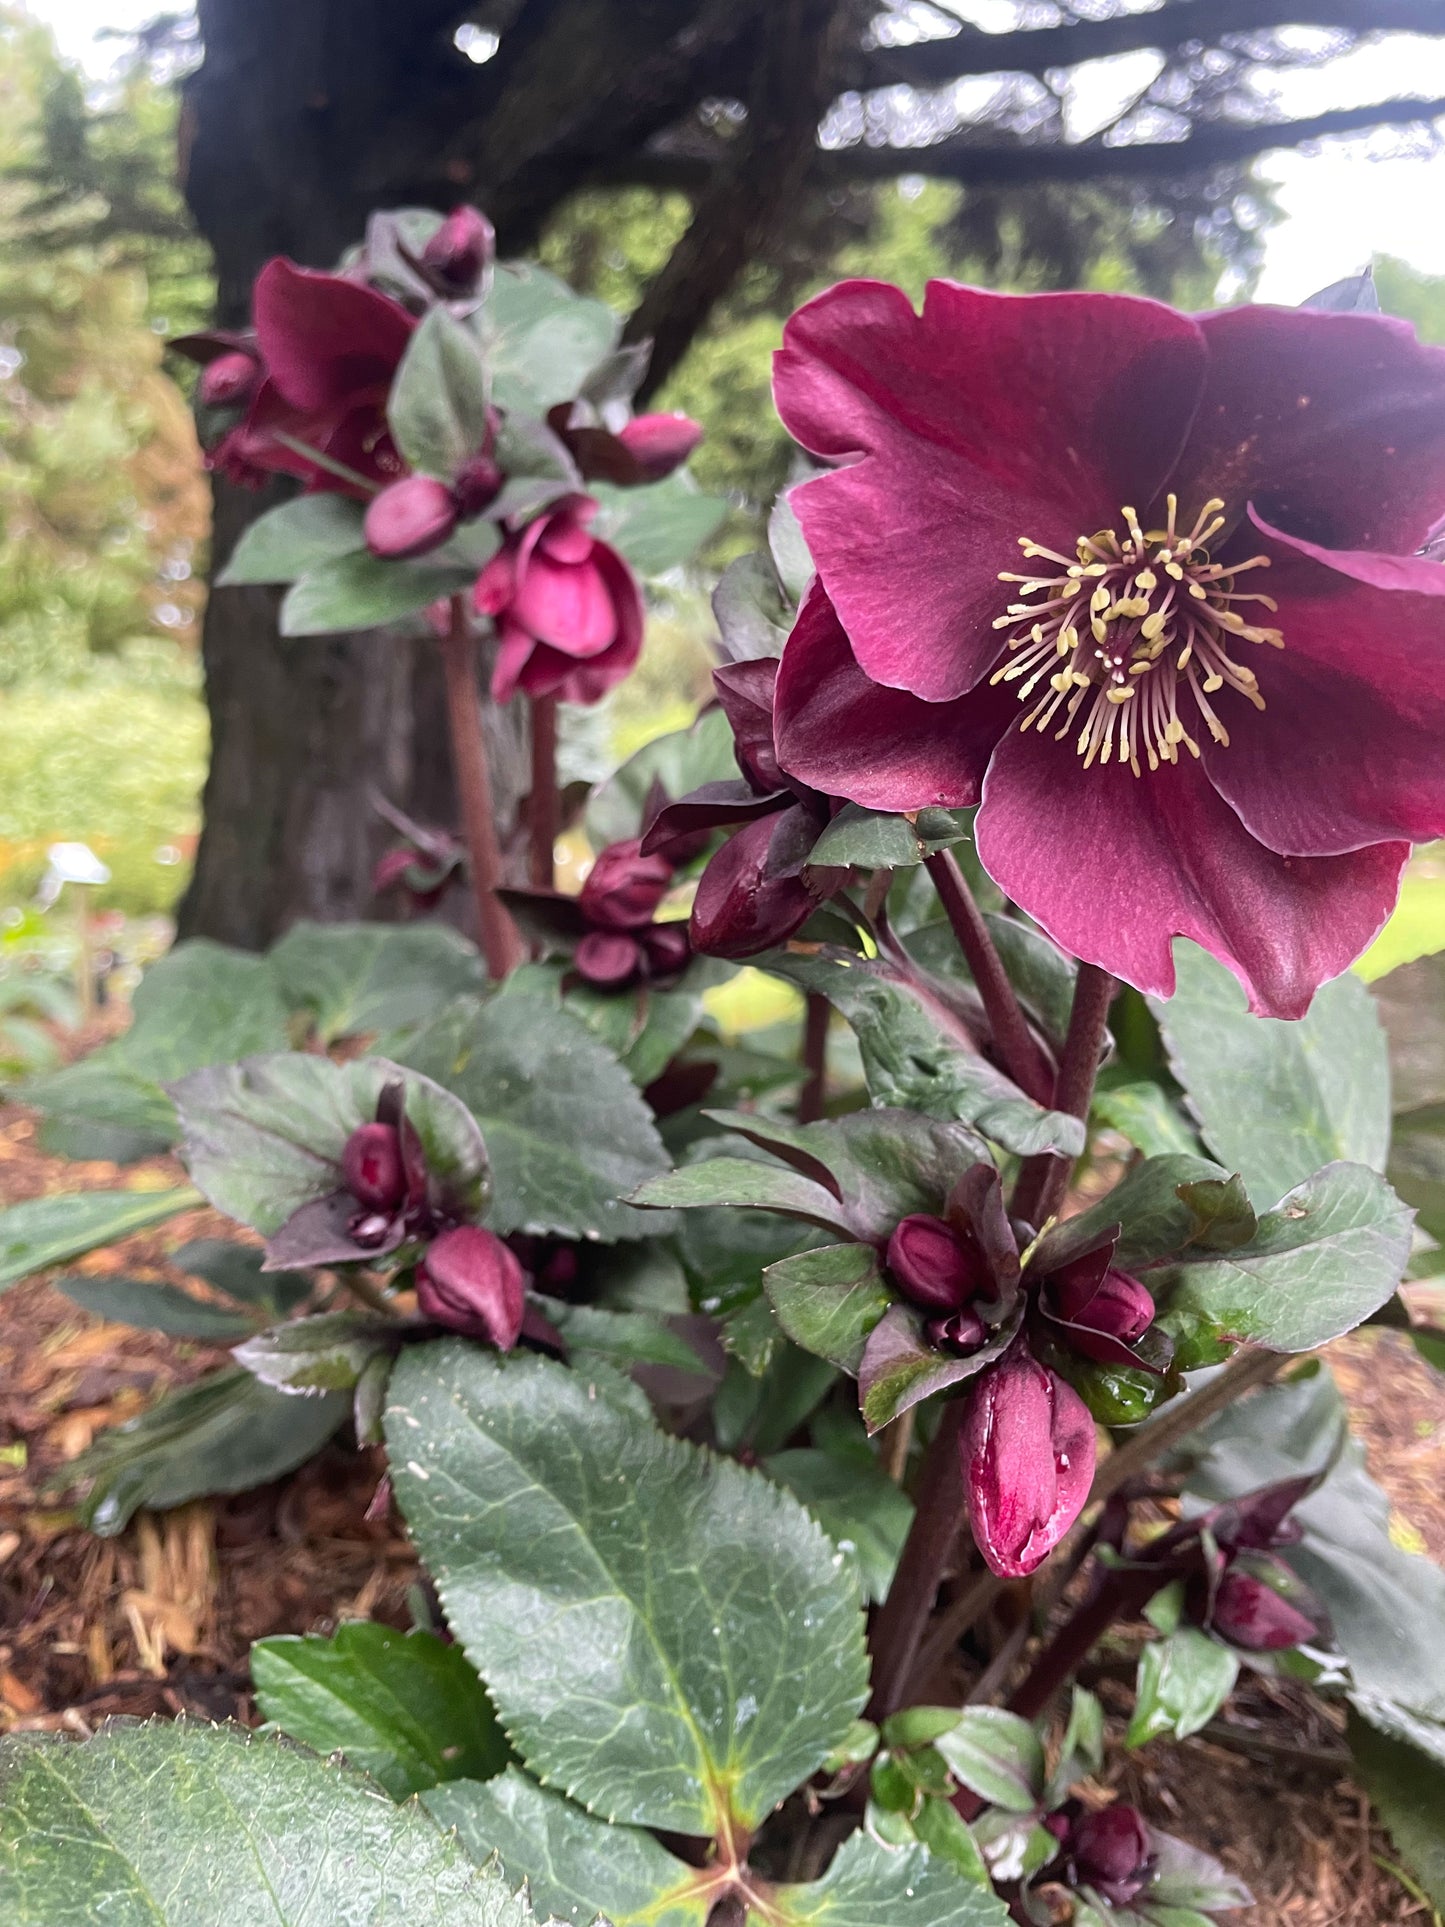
933 1707 1046 1813
389 305 493 477
234 1309 404 1394
764 1242 893 1374
217 492 367 585
281 550 474 636
770 1826 1007 1924
1126 1628 1239 1747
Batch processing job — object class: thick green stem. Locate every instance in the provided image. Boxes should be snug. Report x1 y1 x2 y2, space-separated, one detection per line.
924 852 1054 1105
1010 961 1114 1225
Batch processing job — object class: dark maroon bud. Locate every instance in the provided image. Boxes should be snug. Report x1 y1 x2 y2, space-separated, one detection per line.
886 1213 990 1314
1052 1260 1154 1342
364 475 459 560
926 1306 988 1355
198 350 258 409
1211 1565 1321 1651
642 921 691 977
420 204 495 296
540 1245 579 1291
416 1224 525 1350
350 1211 396 1249
1043 1809 1073 1844
689 807 821 960
580 838 674 931
1071 1805 1154 1904
574 930 644 987
343 1122 407 1211
452 450 504 516
614 413 702 482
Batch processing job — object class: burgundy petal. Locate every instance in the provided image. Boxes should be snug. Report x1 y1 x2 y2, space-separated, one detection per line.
1172 305 1445 555
513 548 617 655
640 781 785 857
252 258 414 413
774 582 1012 809
975 724 1408 1019
690 807 822 960
773 279 1207 699
1211 1565 1322 1651
713 659 784 794
962 1347 1096 1578
574 930 645 986
1199 516 1445 857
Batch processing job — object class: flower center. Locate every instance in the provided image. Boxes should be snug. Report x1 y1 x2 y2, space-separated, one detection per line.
991 496 1283 775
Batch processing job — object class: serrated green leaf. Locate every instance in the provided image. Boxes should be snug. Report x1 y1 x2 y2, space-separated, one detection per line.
252 1623 508 1800
764 1243 892 1374
859 1301 1022 1434
53 1274 261 1339
632 1156 853 1233
0 1187 200 1290
933 1709 1045 1813
764 1447 913 1604
428 1771 705 1927
281 550 474 636
0 1720 545 1925
217 492 367 585
389 306 493 477
170 1053 489 1237
234 1309 403 1393
171 1237 311 1316
771 1829 1006 1925
385 1343 869 1834
1126 1629 1239 1747
1031 1154 1229 1276
539 1298 708 1374
810 807 927 870
760 948 1083 1160
1156 1162 1412 1352
268 921 485 1044
1153 943 1390 1208
396 984 669 1240
588 474 725 575
1347 1711 1445 1908
60 1368 346 1535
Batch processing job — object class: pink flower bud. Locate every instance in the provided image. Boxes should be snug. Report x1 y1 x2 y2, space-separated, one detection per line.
580 839 674 930
416 1224 525 1350
365 475 460 559
199 350 258 409
574 930 645 987
1211 1564 1321 1651
886 1213 989 1314
1071 1806 1154 1904
452 450 503 516
615 413 703 482
642 921 691 977
1052 1261 1154 1339
342 1122 407 1212
421 204 495 296
962 1349 1096 1578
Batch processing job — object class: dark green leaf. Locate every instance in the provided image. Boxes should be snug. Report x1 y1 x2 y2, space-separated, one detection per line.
1031 1154 1230 1276
1143 1827 1254 1915
933 1708 1045 1813
60 1368 346 1534
911 1796 992 1886
768 497 812 603
1152 944 1390 1208
1157 1162 1412 1352
771 1831 1005 1925
169 1053 489 1237
281 550 474 636
982 916 1076 1042
632 1156 854 1234
217 493 367 585
764 1242 892 1374
1347 1711 1445 1909
764 1447 913 1604
539 1298 708 1373
761 948 1084 1160
389 306 493 477
252 1623 508 1800
0 1720 543 1926
386 1342 869 1834
0 1187 200 1290
171 1237 311 1316
234 1310 403 1393
269 921 485 1044
397 984 670 1240
1090 1077 1204 1159
53 1274 260 1339
1389 1101 1445 1243
713 551 791 662
588 474 726 575
1126 1628 1239 1747
810 807 930 870
428 1770 705 1927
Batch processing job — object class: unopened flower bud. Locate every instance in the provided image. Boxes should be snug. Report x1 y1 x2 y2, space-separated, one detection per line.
416 1224 525 1350
452 449 504 516
1054 1263 1154 1340
1071 1806 1153 1904
1211 1564 1321 1651
342 1122 407 1212
421 204 495 296
199 350 258 410
963 1349 1096 1578
887 1213 990 1314
615 412 703 482
927 1307 988 1355
574 930 644 987
580 838 673 930
364 475 459 560
642 921 691 977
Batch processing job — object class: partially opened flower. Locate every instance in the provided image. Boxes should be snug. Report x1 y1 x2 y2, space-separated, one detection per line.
772 282 1445 1016
475 495 643 704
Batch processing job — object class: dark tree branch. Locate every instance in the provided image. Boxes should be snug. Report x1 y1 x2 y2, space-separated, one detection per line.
861 0 1445 89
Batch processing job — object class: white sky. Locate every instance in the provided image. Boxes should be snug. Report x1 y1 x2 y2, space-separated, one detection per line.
25 0 1445 303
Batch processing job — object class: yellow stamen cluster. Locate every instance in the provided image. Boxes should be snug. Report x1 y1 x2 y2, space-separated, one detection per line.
991 496 1283 776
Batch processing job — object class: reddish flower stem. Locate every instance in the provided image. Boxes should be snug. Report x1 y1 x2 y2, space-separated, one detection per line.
1010 961 1115 1227
923 852 1053 1106
866 1401 968 1721
798 994 830 1123
529 693 559 889
438 596 524 980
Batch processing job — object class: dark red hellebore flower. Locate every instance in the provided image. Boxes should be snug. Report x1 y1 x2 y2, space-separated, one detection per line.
771 281 1445 1016
1069 1805 1156 1905
475 495 643 705
417 1224 525 1351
